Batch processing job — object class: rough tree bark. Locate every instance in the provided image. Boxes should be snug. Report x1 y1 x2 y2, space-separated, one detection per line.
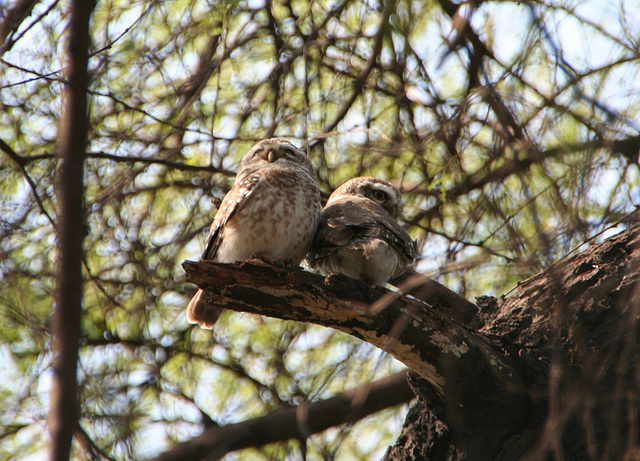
181 215 640 460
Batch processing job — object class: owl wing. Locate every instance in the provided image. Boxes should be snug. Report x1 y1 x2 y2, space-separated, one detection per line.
308 196 417 264
201 173 262 260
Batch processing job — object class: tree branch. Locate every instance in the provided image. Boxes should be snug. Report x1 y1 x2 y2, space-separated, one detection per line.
0 138 55 226
0 0 40 53
387 214 640 460
21 150 234 175
321 0 393 136
412 134 640 224
153 370 414 461
48 1 95 460
182 260 531 457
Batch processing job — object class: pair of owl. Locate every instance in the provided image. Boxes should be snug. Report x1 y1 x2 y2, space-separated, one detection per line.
187 138 417 328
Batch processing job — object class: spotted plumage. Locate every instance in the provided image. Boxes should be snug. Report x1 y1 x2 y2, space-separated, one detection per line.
306 177 416 286
187 138 321 328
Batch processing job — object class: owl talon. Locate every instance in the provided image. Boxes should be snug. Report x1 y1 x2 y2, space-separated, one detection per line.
324 272 353 287
246 254 293 268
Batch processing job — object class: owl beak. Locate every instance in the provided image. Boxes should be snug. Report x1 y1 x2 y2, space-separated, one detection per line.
267 150 277 163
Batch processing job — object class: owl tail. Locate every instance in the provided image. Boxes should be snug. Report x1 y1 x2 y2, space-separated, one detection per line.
186 289 223 329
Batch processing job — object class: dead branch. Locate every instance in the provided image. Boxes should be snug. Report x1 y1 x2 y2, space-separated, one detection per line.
182 259 531 457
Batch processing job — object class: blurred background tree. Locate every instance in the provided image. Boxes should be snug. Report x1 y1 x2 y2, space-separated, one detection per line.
0 0 639 459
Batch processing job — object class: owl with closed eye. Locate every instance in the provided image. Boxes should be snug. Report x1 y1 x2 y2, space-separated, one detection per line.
187 138 321 328
306 177 416 286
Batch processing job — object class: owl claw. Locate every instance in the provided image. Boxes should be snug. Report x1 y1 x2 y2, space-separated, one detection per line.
249 254 293 268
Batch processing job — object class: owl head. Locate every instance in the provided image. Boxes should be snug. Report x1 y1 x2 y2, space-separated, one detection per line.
238 138 314 177
326 177 405 219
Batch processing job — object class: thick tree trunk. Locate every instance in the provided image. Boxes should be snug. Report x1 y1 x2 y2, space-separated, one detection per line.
183 215 640 460
386 216 640 460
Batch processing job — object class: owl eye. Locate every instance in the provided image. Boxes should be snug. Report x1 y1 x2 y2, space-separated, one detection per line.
372 189 388 201
283 147 297 157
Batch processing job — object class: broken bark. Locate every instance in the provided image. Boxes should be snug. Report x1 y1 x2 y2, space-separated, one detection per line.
182 264 530 458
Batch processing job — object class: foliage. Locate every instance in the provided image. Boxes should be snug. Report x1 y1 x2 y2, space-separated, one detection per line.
1 0 639 459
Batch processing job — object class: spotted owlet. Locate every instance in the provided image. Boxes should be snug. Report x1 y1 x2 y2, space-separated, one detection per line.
187 138 321 328
306 177 416 286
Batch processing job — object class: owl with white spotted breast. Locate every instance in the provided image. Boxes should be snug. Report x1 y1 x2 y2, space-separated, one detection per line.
306 177 416 286
187 138 321 328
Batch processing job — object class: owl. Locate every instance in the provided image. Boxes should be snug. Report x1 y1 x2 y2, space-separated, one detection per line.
187 138 321 328
306 177 416 286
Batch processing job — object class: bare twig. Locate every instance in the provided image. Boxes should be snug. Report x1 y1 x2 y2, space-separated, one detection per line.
0 138 55 226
